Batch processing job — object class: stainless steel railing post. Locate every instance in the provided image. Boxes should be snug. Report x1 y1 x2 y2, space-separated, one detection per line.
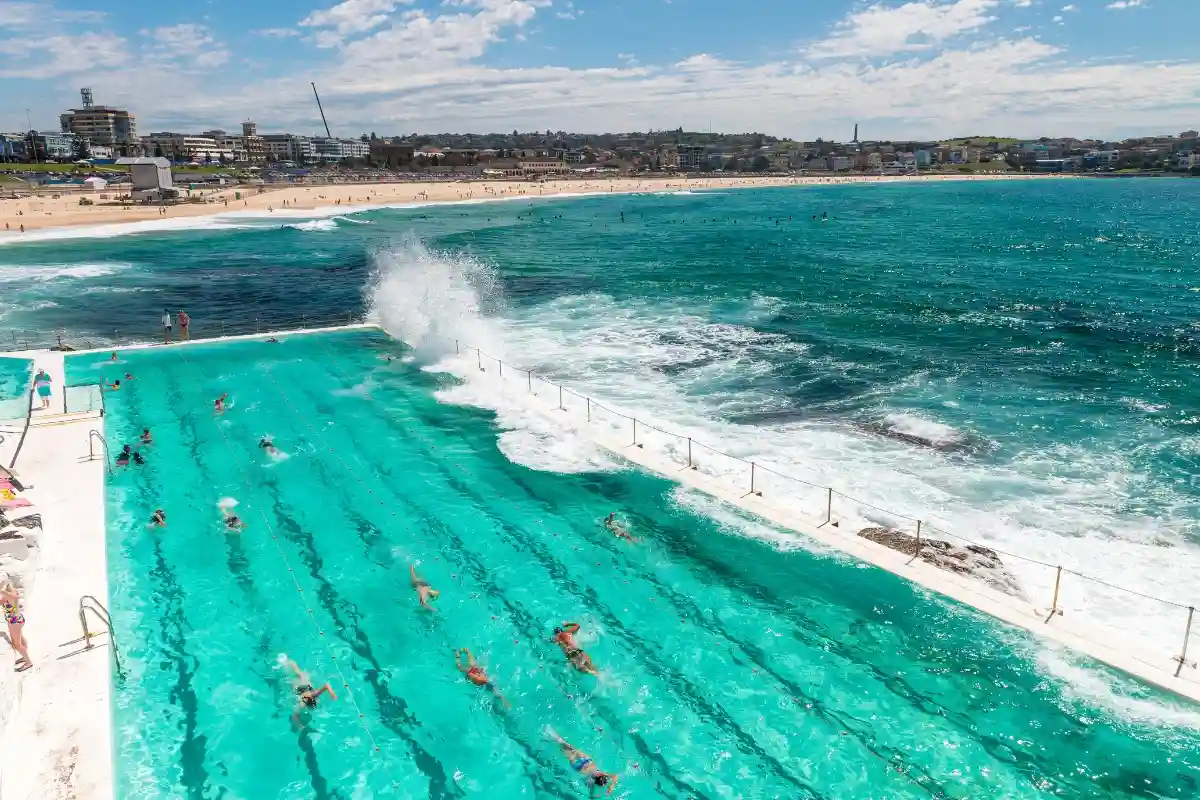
1176 606 1196 677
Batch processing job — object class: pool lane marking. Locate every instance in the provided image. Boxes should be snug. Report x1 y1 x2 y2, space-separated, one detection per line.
169 346 406 794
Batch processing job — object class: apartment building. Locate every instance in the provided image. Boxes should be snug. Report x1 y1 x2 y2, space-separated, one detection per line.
59 88 138 155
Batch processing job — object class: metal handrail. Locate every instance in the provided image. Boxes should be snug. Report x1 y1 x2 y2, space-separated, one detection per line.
78 594 122 677
63 382 106 416
6 388 35 470
86 429 112 473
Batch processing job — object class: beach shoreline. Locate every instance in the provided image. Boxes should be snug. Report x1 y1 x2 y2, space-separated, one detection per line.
0 172 1070 235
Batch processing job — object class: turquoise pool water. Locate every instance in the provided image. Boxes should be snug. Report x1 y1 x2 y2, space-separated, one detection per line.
67 331 1200 799
0 355 32 422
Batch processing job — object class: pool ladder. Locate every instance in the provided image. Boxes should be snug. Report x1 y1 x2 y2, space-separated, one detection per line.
78 594 123 679
84 429 112 474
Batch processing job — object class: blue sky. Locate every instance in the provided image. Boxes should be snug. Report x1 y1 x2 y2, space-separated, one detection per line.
1 0 1197 139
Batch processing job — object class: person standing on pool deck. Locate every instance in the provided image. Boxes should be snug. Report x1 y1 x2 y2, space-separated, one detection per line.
410 564 440 610
161 309 172 343
547 729 618 795
33 369 51 410
454 648 510 708
1 579 32 672
177 310 190 341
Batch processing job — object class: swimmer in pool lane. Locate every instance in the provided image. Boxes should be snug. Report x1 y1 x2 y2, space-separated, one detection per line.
258 436 279 456
548 729 619 796
553 622 598 675
115 445 132 467
105 379 121 391
281 657 338 727
454 648 510 708
214 393 228 414
410 564 440 610
221 506 246 531
140 428 152 445
150 509 166 527
603 512 634 542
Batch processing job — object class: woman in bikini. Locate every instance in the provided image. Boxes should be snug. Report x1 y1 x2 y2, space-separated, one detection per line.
281 656 337 727
552 622 598 675
454 648 510 708
1 580 32 672
410 564 440 610
548 730 618 795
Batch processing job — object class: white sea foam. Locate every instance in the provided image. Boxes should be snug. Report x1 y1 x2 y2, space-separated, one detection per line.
0 262 127 283
283 219 338 232
366 240 1200 715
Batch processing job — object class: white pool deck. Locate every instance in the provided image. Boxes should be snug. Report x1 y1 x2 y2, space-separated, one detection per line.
0 322 1196 799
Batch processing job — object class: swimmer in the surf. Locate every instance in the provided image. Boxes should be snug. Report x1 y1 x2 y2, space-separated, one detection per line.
410 564 440 610
547 729 619 795
603 512 634 541
455 648 509 708
553 622 598 675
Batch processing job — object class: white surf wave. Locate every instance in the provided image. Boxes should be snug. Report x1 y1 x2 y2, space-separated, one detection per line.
283 218 338 232
0 262 129 283
365 240 1200 714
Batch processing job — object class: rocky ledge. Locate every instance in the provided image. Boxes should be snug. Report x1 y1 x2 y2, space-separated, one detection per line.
858 527 1024 599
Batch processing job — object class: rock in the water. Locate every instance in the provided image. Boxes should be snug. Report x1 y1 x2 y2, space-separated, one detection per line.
857 527 1024 599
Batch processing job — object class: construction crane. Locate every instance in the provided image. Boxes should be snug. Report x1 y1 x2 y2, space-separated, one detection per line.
311 82 332 138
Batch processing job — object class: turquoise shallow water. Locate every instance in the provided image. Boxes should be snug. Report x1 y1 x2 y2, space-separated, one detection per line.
67 331 1200 799
0 355 32 421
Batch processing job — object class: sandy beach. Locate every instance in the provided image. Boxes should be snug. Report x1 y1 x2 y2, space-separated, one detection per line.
0 173 1065 233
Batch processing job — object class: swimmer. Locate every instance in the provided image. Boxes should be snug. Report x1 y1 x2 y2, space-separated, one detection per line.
547 729 619 795
110 352 118 361
115 445 132 467
214 393 228 414
124 372 134 381
281 656 338 727
150 509 167 527
258 436 279 456
454 648 510 708
410 564 440 610
106 379 121 391
140 428 152 445
553 622 598 675
266 337 279 343
221 505 246 531
603 512 634 542
132 450 145 466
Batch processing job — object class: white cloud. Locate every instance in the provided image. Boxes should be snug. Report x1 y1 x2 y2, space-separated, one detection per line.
254 28 299 38
807 0 1000 59
1012 0 1032 6
1061 4 1076 10
1106 0 1145 7
142 23 230 68
0 1 105 28
300 0 415 47
0 31 125 78
1052 13 1063 22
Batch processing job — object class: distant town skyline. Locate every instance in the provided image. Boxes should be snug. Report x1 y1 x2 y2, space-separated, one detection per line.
1 0 1197 139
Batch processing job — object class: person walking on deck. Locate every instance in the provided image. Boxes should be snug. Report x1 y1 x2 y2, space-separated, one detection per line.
33 369 51 410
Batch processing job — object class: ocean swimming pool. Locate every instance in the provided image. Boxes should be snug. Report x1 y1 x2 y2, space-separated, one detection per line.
66 330 1200 799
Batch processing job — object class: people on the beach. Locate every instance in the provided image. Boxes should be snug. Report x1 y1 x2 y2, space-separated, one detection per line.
150 509 167 527
280 655 338 726
548 729 618 795
604 512 633 541
33 369 51 409
410 564 440 610
162 309 172 344
454 648 509 707
1 580 32 672
553 622 598 675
